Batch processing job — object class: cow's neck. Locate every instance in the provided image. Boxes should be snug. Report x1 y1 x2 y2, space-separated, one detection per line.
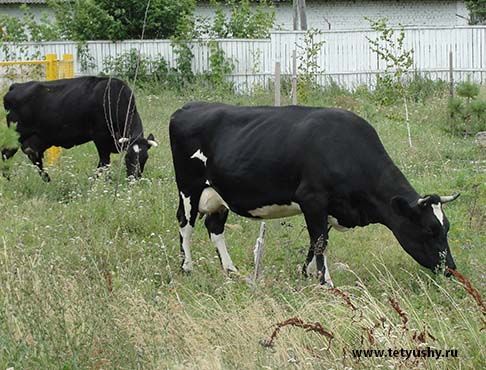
370 162 419 230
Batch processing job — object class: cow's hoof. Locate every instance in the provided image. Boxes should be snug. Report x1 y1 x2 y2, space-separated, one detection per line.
181 262 193 273
324 280 334 288
41 173 51 182
225 266 239 276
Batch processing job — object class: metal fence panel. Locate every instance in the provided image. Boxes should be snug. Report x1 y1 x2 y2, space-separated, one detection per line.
1 26 485 91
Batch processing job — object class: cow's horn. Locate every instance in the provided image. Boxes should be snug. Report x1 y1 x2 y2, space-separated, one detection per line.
118 137 130 144
147 139 158 147
417 196 431 206
440 193 460 203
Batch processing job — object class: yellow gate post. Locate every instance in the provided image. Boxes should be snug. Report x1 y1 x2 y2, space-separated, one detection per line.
45 53 62 166
61 54 74 78
45 53 58 81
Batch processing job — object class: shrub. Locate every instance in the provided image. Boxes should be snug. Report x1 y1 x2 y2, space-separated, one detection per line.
446 82 486 136
102 49 173 85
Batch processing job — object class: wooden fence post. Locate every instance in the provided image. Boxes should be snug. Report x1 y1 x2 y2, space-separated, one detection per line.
274 61 281 107
449 50 454 98
252 222 266 284
291 50 297 105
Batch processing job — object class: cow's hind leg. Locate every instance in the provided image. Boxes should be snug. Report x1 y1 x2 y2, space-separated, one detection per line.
204 209 237 273
94 140 112 176
177 189 202 272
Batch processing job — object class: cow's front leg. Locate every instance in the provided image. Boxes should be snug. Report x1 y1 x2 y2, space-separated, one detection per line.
204 209 237 273
177 189 202 272
2 147 18 161
298 194 333 287
24 148 50 182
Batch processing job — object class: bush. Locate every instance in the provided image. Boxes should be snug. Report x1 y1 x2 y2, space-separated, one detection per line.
446 82 486 136
102 49 174 86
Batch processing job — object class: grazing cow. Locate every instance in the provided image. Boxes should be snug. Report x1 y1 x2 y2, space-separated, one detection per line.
2 76 157 181
169 102 459 286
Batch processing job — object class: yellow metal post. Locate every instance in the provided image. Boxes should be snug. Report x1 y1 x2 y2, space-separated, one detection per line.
62 54 74 78
45 146 62 166
45 53 62 166
45 53 58 81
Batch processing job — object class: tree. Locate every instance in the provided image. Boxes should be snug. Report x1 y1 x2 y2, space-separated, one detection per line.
466 0 486 24
48 0 195 41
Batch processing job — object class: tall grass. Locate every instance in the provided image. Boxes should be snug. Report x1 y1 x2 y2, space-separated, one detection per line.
0 84 484 369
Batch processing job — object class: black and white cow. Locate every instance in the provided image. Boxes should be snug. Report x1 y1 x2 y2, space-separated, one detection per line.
169 102 459 286
2 76 157 181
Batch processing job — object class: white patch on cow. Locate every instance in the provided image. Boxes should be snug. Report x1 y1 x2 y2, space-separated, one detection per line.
306 253 333 287
190 149 208 165
211 233 237 272
328 215 350 232
323 254 333 288
249 202 302 219
306 255 317 275
180 224 194 272
205 180 210 185
132 144 140 153
180 192 192 223
198 187 228 214
432 203 444 225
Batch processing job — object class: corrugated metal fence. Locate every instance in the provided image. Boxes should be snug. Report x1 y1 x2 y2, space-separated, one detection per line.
1 26 485 91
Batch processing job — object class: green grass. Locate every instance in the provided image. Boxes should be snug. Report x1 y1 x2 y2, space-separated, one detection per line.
0 85 484 369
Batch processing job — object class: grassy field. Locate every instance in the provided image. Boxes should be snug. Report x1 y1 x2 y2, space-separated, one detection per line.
0 84 484 369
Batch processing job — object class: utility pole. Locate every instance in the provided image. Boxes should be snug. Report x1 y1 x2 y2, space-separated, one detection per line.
299 0 308 30
293 0 299 30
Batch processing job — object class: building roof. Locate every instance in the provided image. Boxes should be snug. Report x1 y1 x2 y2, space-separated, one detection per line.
0 1 47 4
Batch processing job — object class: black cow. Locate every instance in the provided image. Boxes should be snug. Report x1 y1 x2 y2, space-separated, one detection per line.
2 76 157 181
169 102 460 286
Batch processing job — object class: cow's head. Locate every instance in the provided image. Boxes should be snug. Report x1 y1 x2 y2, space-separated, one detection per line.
390 193 459 275
120 133 158 178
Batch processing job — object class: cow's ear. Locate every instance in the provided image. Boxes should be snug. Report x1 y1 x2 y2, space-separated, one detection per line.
391 196 416 219
146 133 158 148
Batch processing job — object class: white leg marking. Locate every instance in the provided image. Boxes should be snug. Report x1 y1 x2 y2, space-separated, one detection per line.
180 224 194 272
179 192 193 272
180 192 192 224
306 254 333 287
211 233 237 272
432 203 444 225
190 149 208 166
323 252 333 288
306 255 317 276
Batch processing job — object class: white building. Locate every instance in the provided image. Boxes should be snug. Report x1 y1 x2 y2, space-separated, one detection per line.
0 1 472 31
196 0 470 30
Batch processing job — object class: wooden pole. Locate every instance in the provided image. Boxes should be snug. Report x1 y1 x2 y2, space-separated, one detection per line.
449 50 454 98
293 0 299 31
299 0 308 30
291 50 297 105
274 61 281 107
252 222 266 283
